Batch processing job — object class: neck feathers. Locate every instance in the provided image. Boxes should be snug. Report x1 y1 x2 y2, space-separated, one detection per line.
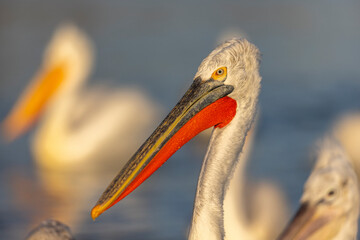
189 96 258 240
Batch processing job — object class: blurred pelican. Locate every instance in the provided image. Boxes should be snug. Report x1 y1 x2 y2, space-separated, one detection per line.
278 138 359 240
223 114 289 240
332 112 360 179
26 219 74 240
2 24 160 172
2 24 160 227
90 39 281 240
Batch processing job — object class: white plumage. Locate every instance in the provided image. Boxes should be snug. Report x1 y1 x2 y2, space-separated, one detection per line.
223 119 289 240
278 138 359 240
332 112 360 180
2 24 160 228
3 24 160 172
26 219 74 240
89 38 284 240
189 39 263 240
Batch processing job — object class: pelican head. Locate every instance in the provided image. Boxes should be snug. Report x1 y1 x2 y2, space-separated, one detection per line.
91 38 261 219
278 139 359 240
2 24 93 140
195 39 261 105
26 219 74 240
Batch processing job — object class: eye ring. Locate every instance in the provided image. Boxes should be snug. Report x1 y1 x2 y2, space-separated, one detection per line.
325 188 338 202
211 67 227 81
216 69 224 75
328 190 336 197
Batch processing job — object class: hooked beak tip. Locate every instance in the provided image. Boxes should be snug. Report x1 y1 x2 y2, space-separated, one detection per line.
91 205 103 220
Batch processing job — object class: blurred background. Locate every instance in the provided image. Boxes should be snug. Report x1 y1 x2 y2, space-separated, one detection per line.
0 0 360 239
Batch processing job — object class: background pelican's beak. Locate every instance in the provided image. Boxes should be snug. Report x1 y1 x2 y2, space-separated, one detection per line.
2 62 67 141
91 77 236 219
277 202 344 240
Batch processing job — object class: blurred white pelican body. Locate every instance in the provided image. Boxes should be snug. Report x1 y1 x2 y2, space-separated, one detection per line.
26 219 74 240
278 138 359 240
2 24 160 172
332 112 360 179
223 119 288 240
89 39 282 240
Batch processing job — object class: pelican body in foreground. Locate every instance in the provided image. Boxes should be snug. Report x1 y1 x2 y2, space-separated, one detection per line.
278 139 359 240
92 39 261 240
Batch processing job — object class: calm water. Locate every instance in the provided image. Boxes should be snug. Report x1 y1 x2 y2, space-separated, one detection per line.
0 1 360 239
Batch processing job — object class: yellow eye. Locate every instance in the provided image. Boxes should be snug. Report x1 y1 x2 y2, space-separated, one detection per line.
211 67 227 81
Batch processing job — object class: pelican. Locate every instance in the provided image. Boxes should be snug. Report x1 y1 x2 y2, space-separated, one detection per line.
91 38 264 240
277 138 359 240
215 29 288 240
332 112 360 179
1 24 160 228
2 24 160 172
26 219 74 240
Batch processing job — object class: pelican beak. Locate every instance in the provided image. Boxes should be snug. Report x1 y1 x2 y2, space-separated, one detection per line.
2 61 67 141
91 77 236 220
277 202 344 240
